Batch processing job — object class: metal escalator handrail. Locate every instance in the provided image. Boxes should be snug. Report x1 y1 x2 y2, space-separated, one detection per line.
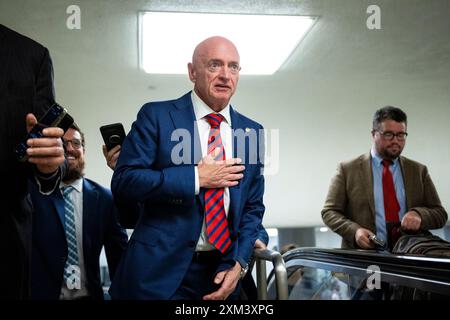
278 247 450 296
254 248 288 300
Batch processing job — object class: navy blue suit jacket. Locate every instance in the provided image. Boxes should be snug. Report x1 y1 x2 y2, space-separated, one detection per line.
110 92 265 299
29 178 128 299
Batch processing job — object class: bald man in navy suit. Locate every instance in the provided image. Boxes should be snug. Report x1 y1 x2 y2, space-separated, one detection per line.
110 36 265 300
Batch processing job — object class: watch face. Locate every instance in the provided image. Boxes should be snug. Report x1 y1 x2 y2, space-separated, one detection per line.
240 266 249 279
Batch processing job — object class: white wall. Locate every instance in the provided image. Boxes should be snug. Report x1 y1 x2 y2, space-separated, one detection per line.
1 0 449 228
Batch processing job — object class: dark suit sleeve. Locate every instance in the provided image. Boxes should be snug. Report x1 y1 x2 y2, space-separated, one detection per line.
112 105 195 205
321 163 361 246
235 168 265 268
104 203 128 280
234 126 266 269
29 47 65 192
33 47 55 118
411 166 448 230
114 198 141 229
257 224 269 246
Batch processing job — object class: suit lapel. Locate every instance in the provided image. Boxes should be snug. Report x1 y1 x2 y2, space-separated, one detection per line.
82 179 98 264
169 92 202 164
53 190 66 232
229 107 243 227
399 156 412 209
359 153 376 219
169 92 203 208
172 95 243 227
231 107 244 167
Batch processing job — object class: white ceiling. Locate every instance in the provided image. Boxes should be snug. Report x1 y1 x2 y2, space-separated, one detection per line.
1 0 449 227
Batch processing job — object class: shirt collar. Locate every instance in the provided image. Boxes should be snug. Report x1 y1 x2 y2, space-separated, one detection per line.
191 91 231 126
371 146 399 168
60 178 83 193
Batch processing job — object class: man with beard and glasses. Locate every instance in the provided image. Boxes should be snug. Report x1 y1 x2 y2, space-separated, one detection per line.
322 106 447 251
28 124 128 300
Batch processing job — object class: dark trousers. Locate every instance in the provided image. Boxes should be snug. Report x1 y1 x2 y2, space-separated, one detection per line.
171 250 240 300
239 258 257 300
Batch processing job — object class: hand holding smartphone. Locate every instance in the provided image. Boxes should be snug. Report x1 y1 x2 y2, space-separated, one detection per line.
100 123 126 151
15 103 74 162
369 234 386 249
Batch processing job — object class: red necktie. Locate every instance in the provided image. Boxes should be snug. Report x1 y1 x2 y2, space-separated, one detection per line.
382 159 400 223
204 113 231 253
382 159 401 249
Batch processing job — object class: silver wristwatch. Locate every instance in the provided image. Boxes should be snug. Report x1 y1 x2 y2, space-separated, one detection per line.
239 264 249 280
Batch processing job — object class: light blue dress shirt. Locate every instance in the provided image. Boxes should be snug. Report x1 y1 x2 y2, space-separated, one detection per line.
371 148 406 242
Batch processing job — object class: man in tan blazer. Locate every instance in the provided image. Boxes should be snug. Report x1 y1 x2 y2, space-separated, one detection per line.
322 106 447 250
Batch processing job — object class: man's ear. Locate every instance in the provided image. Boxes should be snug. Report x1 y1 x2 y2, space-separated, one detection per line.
187 63 196 82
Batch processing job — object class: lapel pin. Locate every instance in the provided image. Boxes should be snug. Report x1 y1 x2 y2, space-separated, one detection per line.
245 127 251 133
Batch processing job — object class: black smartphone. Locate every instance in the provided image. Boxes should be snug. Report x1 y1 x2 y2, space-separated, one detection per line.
15 103 74 162
100 123 126 151
369 234 386 249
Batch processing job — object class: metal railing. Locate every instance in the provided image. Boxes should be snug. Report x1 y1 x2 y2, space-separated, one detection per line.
254 248 289 300
268 247 450 299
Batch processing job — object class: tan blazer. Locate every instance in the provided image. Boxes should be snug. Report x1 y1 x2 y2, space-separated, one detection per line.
321 153 448 249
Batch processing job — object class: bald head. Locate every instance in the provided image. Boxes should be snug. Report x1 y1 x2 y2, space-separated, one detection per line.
192 36 240 66
188 36 241 111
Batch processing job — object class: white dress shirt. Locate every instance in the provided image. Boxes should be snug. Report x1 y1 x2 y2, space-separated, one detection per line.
59 178 90 299
192 91 232 251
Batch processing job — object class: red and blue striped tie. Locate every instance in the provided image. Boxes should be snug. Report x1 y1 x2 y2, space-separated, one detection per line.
204 113 231 253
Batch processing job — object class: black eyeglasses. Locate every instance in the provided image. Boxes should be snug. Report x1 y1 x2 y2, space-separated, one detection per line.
63 138 82 149
376 130 408 141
